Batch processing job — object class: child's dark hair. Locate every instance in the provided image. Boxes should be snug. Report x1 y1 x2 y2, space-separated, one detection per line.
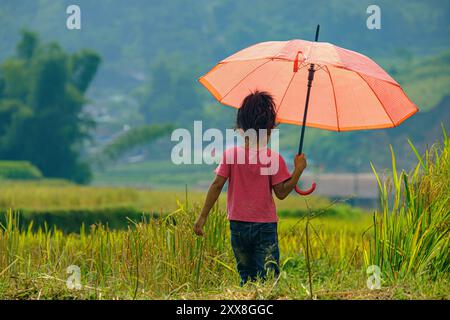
236 90 276 132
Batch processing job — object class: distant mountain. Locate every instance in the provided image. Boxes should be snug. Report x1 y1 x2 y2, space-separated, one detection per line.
0 0 448 176
388 96 449 154
0 0 449 92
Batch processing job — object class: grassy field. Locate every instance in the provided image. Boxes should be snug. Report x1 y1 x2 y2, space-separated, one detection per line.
0 179 360 233
92 160 216 188
0 206 447 300
0 135 448 300
0 179 337 213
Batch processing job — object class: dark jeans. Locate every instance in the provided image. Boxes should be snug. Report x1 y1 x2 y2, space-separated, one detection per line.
229 220 280 285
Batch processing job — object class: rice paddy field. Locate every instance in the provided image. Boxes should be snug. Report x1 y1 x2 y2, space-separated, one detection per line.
0 135 448 300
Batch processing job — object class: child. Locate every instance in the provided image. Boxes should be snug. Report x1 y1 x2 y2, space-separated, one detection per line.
193 91 307 285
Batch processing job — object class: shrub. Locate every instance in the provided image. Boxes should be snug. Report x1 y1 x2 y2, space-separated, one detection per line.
0 161 43 180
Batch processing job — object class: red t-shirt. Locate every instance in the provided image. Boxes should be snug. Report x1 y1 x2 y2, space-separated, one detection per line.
215 146 291 222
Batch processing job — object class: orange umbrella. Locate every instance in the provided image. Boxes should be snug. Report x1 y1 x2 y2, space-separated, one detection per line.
199 25 418 195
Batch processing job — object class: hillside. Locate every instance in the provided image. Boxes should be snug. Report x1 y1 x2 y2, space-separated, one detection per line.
0 0 448 92
0 0 448 183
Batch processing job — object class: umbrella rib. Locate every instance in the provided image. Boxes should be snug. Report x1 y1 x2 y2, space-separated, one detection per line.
275 63 308 115
324 66 340 132
219 59 272 103
275 72 296 115
356 72 396 127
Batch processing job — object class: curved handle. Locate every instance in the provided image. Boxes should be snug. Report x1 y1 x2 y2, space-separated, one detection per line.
294 182 316 196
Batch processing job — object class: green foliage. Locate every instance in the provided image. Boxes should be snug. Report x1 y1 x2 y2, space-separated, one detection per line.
0 161 42 180
135 54 206 125
0 100 32 143
367 129 449 281
70 50 102 93
396 51 450 112
15 29 38 61
100 124 174 161
0 30 101 183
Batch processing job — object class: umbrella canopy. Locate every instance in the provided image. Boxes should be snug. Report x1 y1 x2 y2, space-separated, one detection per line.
199 39 418 131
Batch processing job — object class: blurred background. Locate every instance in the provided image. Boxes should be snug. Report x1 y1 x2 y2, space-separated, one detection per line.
0 0 448 207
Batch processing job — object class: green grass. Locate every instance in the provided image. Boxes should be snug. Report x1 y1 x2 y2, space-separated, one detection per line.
0 134 448 299
368 129 449 281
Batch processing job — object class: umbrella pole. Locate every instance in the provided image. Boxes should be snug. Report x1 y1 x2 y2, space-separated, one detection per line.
294 25 319 196
298 24 320 154
297 65 315 154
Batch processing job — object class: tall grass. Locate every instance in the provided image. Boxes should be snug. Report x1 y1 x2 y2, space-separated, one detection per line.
0 203 372 299
367 129 449 281
0 202 234 298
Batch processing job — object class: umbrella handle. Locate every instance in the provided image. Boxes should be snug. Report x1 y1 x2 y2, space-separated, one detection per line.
294 182 316 196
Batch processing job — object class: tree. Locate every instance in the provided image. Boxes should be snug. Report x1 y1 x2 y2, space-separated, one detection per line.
0 30 101 183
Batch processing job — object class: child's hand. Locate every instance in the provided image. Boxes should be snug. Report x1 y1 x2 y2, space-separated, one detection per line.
294 153 307 172
194 215 207 236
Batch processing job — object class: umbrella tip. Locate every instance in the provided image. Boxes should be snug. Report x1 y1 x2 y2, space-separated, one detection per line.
315 25 320 42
